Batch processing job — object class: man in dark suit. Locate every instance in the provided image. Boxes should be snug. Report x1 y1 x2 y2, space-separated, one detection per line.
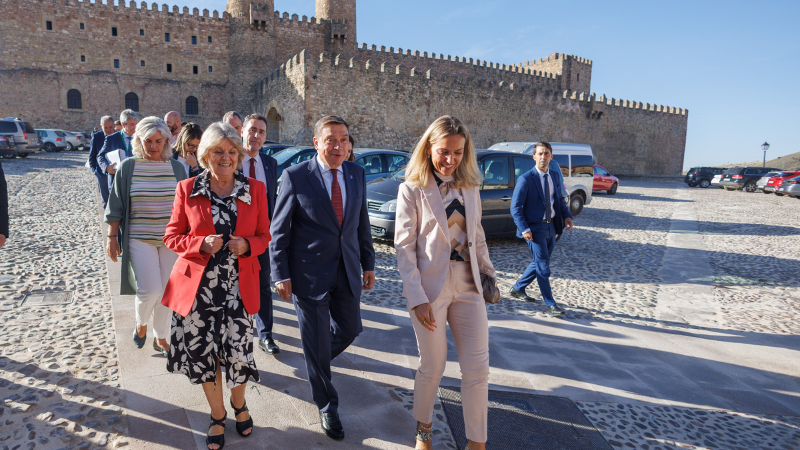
270 115 375 441
97 109 139 191
0 160 8 249
240 114 281 355
87 116 115 207
509 141 574 317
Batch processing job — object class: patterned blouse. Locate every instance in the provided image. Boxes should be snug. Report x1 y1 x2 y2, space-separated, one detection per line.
434 171 470 262
128 159 178 245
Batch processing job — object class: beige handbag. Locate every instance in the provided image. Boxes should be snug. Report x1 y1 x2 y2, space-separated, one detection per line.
480 273 501 304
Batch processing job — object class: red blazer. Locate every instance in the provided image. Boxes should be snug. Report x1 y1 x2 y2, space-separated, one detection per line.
161 177 271 317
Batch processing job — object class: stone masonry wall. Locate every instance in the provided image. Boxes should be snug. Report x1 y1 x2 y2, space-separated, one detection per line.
522 52 593 93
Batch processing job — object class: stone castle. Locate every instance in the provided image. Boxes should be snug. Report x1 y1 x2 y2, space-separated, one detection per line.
0 0 688 175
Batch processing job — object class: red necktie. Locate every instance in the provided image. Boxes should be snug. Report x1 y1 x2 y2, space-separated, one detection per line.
330 168 343 226
249 158 256 179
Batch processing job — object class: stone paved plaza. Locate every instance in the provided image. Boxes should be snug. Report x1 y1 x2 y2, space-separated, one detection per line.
1 152 799 450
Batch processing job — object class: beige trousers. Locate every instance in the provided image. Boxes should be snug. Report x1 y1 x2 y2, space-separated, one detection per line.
410 261 489 443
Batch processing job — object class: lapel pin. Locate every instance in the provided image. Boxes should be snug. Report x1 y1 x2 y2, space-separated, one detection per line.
349 175 353 179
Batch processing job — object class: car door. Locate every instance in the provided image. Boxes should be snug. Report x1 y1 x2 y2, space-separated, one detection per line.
355 153 386 181
593 165 609 190
480 155 513 236
386 154 409 176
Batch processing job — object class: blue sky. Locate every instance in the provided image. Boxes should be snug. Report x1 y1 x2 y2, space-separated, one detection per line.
175 0 799 170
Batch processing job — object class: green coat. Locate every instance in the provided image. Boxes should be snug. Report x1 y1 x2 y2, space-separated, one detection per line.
104 157 187 295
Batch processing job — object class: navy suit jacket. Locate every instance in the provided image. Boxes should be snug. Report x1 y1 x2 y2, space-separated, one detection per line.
511 167 572 238
0 161 8 238
87 131 107 176
269 157 375 299
255 151 278 287
97 132 133 174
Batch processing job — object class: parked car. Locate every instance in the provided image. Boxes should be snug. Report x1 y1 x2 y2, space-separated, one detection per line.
0 117 41 158
685 166 726 188
61 131 86 151
36 129 69 152
0 135 16 159
755 171 782 193
710 174 724 188
273 146 317 179
71 131 91 149
488 141 593 215
261 143 291 156
593 164 619 194
366 150 574 239
776 175 800 198
763 171 800 195
719 166 780 192
352 149 410 182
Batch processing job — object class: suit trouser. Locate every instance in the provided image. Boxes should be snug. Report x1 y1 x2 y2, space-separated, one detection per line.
293 259 362 413
254 254 274 340
128 239 178 339
94 172 110 208
512 221 557 306
410 261 489 443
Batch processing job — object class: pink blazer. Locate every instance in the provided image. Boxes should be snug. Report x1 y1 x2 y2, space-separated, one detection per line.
394 176 496 310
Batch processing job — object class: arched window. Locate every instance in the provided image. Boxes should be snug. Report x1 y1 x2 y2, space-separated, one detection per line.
185 96 198 115
67 89 82 109
125 92 139 111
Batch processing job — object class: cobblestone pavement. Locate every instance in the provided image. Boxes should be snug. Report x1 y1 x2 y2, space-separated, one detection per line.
1 153 799 450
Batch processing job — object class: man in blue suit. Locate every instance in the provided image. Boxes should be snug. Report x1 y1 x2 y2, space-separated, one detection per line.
509 141 574 317
87 116 115 207
97 109 139 191
240 114 281 355
270 115 375 441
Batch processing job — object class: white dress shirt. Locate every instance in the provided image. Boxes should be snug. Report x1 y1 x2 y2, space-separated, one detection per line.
316 154 347 214
242 152 267 186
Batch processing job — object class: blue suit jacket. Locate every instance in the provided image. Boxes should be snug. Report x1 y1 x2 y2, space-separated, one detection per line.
255 151 278 287
269 157 375 299
97 132 133 175
511 167 572 238
87 131 107 176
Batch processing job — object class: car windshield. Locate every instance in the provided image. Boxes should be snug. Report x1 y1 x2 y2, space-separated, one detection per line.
391 167 406 181
687 168 698 175
724 167 743 175
274 147 307 165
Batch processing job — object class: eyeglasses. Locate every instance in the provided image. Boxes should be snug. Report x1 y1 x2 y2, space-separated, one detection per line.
186 144 198 151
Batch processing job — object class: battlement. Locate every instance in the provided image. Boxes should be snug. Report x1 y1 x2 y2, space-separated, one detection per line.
20 0 229 21
272 10 328 29
522 52 593 67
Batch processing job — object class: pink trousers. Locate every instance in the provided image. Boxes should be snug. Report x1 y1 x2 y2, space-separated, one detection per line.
409 261 489 443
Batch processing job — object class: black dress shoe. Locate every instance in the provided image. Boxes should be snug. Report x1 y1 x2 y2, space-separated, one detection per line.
257 338 280 355
546 305 566 318
509 288 536 302
319 411 344 440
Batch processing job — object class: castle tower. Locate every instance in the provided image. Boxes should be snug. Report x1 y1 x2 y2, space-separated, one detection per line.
226 0 273 20
226 0 277 113
315 0 356 51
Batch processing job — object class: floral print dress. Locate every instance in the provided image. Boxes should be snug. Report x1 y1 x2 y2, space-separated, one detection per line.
167 170 259 388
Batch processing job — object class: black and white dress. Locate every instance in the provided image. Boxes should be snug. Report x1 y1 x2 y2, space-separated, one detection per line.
167 170 259 388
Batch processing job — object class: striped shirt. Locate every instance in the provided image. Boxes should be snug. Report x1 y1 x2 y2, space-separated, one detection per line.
128 159 178 245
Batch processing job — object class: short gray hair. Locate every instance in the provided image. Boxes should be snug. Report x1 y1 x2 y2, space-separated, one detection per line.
120 109 139 125
196 122 246 170
222 111 242 123
131 116 172 161
100 115 113 125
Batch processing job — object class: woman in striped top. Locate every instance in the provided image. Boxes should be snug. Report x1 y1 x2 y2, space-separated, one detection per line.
105 116 187 357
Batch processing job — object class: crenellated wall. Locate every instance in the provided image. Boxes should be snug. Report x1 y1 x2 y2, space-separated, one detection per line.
522 52 593 93
254 50 688 176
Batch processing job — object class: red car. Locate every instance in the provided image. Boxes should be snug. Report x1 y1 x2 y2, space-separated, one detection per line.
593 164 619 195
764 171 800 195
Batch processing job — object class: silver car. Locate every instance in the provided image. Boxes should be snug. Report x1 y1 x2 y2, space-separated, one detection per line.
0 117 41 158
756 171 781 193
776 176 800 198
61 131 86 151
36 129 69 152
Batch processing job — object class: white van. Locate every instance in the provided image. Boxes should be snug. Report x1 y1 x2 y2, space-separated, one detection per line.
487 142 594 215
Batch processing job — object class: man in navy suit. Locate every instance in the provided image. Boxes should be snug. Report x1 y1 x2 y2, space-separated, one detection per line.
0 160 8 249
270 115 375 441
97 109 139 191
240 114 281 355
87 116 115 207
509 141 574 317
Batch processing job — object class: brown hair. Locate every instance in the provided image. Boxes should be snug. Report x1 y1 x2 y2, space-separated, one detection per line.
533 141 553 154
172 122 203 158
243 113 268 130
313 115 349 138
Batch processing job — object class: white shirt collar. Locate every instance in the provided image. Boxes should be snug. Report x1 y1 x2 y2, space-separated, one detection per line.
244 151 261 162
122 130 134 139
316 154 341 174
535 165 549 177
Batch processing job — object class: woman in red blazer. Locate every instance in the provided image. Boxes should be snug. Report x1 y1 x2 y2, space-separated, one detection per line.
162 122 270 450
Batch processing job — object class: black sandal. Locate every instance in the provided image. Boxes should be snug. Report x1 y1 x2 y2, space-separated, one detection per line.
230 398 253 438
206 412 226 450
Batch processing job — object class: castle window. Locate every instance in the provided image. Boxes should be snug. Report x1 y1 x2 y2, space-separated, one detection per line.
46 21 53 31
208 66 213 73
81 55 85 62
114 59 120 69
111 27 118 37
192 36 197 45
140 29 144 36
125 93 139 111
141 60 145 67
166 63 172 73
67 90 82 110
576 73 580 82
80 23 84 30
165 32 170 42
185 96 198 115
208 36 212 43
193 66 198 75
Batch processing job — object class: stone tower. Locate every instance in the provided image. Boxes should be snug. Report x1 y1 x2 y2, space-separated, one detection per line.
226 0 277 114
316 0 357 52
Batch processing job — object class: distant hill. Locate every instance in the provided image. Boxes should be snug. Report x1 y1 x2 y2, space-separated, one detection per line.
719 151 800 170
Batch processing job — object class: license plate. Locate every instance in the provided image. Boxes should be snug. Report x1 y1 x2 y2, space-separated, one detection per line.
779 188 784 191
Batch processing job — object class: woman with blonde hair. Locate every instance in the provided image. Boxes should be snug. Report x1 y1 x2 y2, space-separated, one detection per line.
104 116 187 357
171 122 203 177
395 115 496 450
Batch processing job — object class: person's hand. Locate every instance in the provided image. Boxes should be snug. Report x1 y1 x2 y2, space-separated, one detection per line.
412 303 437 332
362 270 375 290
106 162 117 175
522 230 532 241
106 236 121 262
564 218 574 231
227 235 250 256
276 280 293 303
201 234 223 254
186 153 198 168
0 235 6 249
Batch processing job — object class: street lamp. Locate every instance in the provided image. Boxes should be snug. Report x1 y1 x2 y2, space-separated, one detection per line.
761 142 770 167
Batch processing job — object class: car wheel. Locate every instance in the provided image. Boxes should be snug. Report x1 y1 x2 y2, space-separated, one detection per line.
608 182 618 195
1 153 16 159
44 142 56 152
761 190 771 194
688 182 697 187
699 179 711 188
17 152 28 158
569 193 585 216
744 181 757 193
775 193 785 197
65 143 74 151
